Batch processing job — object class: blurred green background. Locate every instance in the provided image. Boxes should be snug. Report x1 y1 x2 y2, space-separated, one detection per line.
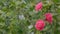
0 0 60 34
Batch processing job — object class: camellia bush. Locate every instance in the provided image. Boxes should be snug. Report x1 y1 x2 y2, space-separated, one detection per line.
0 0 60 34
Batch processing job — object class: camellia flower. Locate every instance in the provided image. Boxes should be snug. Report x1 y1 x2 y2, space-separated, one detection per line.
35 20 45 31
35 2 43 11
44 13 53 24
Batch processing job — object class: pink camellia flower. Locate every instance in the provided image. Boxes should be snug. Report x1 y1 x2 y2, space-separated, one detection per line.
35 20 45 31
44 13 53 24
35 2 43 11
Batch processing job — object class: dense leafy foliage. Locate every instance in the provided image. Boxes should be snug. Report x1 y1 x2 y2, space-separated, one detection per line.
0 0 60 34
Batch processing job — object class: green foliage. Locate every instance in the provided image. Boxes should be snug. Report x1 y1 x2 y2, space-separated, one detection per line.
0 0 60 34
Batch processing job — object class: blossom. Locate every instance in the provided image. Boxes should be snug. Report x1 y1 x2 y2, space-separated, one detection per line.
35 2 43 11
45 13 53 24
35 20 45 31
